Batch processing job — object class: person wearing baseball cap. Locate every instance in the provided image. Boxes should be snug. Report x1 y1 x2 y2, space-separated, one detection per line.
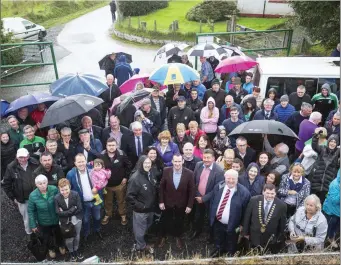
167 94 196 136
227 77 249 105
274 95 295 123
165 83 187 109
141 98 162 139
2 148 39 237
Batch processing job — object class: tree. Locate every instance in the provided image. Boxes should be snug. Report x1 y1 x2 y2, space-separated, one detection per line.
116 0 168 17
289 1 340 49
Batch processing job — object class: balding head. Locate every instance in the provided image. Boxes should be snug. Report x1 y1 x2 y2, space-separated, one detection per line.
224 169 239 189
225 95 234 108
183 142 194 159
81 116 92 129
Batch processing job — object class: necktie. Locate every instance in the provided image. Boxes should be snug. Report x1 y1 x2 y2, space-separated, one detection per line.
264 201 271 222
216 189 231 220
266 112 270 119
137 136 142 156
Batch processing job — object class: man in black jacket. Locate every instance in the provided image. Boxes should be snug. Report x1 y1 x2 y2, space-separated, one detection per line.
32 152 65 187
167 96 195 136
77 116 103 141
289 85 312 111
233 137 256 168
183 142 202 171
165 83 187 109
285 102 312 135
110 0 116 22
99 74 121 125
187 88 203 124
150 87 167 129
203 79 227 109
101 138 132 226
101 115 132 148
141 98 162 139
2 148 39 236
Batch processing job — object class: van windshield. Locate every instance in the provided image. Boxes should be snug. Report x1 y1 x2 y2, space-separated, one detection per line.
265 77 340 98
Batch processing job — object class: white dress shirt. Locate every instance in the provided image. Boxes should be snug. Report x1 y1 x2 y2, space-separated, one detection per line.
216 186 236 224
79 170 93 202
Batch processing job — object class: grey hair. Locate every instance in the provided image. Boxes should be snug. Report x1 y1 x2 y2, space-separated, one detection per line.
224 169 239 179
35 174 48 184
333 112 340 118
81 116 92 123
297 85 306 91
236 136 247 144
106 74 114 79
304 194 322 212
301 102 313 110
23 125 34 132
263 98 274 106
131 121 142 130
61 127 72 134
277 143 289 155
309 112 322 122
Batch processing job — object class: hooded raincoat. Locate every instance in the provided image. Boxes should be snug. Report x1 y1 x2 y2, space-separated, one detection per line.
200 97 219 134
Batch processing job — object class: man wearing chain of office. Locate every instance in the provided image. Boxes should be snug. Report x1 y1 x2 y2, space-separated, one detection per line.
242 184 287 253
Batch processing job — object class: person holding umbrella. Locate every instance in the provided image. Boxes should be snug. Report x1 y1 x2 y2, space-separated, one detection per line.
16 107 35 127
114 55 133 87
99 53 116 77
165 83 187 109
199 57 214 89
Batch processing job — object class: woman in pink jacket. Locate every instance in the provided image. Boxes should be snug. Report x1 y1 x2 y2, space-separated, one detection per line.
200 97 219 142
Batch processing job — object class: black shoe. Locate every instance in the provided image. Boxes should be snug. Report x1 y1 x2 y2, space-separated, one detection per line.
207 235 214 244
210 249 221 258
189 231 200 241
96 231 103 239
75 250 84 260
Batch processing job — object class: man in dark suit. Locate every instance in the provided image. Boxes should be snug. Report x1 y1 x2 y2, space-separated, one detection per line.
242 184 287 254
209 169 251 257
76 116 103 141
158 154 195 249
101 115 132 148
150 87 167 129
189 149 224 240
76 129 103 163
120 121 154 167
233 136 256 168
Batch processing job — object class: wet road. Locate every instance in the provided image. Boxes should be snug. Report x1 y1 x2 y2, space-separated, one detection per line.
57 6 163 76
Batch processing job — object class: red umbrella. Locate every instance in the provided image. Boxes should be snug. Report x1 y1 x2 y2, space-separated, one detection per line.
215 55 258 73
119 73 150 94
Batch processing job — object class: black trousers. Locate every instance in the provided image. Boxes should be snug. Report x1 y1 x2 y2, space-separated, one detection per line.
192 202 207 233
213 220 238 256
40 224 64 251
286 203 296 219
314 190 328 205
101 103 110 126
160 207 186 237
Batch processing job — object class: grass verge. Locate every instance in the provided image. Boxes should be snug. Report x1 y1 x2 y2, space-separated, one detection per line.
1 1 109 29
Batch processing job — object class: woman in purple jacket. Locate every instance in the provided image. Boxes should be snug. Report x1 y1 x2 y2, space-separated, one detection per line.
153 130 180 167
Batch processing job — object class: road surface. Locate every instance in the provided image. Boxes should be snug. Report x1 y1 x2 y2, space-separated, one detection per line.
57 6 163 76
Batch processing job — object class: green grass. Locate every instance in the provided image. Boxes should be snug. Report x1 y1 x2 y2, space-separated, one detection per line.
118 0 287 34
1 1 108 29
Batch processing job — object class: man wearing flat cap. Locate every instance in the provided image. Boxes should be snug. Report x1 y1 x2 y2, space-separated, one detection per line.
150 86 167 130
141 98 162 139
76 129 103 163
227 77 249 105
167 96 195 136
203 79 227 110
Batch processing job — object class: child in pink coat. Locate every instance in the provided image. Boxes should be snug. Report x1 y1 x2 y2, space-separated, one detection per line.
90 159 111 205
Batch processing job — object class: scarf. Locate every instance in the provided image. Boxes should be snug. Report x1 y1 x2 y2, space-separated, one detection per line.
224 160 232 171
289 175 305 192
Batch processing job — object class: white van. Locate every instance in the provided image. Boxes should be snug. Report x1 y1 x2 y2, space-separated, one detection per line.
253 57 340 98
2 17 47 40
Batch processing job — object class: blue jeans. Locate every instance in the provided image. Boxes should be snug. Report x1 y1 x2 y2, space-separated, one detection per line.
325 213 340 239
83 201 101 237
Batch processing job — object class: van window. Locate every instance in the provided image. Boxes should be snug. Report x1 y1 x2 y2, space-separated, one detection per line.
21 19 34 30
266 77 320 98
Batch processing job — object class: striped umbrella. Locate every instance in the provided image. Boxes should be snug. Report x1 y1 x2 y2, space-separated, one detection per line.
187 43 226 58
149 63 200 85
154 43 189 61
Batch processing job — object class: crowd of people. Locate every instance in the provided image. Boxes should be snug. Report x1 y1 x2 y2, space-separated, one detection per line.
0 54 340 262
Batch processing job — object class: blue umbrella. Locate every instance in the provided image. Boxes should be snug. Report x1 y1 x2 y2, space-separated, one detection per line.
50 73 108 97
5 93 60 115
1 99 10 117
149 63 200 85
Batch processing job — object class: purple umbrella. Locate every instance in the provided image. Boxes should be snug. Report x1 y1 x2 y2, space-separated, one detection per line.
5 93 60 115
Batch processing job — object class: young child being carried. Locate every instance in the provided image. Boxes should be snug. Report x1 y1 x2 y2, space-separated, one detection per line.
90 158 111 205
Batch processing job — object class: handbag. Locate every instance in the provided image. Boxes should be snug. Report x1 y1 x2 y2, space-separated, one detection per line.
27 233 48 261
60 218 76 239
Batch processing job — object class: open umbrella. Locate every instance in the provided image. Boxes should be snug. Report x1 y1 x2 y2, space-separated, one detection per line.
50 73 108 97
5 93 60 115
1 99 10 117
187 43 226 58
228 120 299 139
149 63 200 85
154 43 189 62
98 53 132 71
40 94 103 128
117 88 153 114
221 45 245 57
119 73 150 94
115 52 132 64
215 55 257 73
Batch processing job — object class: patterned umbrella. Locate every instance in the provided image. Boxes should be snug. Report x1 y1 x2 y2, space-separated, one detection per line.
221 45 245 57
187 43 226 58
154 43 189 61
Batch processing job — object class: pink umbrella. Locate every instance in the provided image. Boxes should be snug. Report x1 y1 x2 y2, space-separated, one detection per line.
215 55 258 73
119 73 150 94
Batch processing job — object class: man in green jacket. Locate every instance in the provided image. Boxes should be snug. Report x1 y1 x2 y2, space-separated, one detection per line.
311 83 339 123
6 115 24 147
28 174 65 259
20 125 45 160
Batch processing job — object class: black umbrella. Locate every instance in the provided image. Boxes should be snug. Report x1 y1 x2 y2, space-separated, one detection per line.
40 94 103 128
116 52 132 64
229 120 299 139
98 53 133 71
117 88 152 114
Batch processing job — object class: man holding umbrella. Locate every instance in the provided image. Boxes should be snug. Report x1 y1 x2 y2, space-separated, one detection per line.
99 53 116 77
200 57 214 89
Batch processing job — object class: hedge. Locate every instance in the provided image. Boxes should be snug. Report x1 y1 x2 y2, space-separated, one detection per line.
117 0 169 17
186 0 238 23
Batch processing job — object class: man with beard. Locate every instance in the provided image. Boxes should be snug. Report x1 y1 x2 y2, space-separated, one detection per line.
167 96 195 136
100 138 132 226
33 151 65 187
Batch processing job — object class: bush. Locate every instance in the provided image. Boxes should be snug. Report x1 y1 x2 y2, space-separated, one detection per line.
186 0 238 23
0 20 23 65
117 0 169 17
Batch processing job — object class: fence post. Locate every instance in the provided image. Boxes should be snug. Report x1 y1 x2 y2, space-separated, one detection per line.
212 22 214 33
49 43 59 80
229 14 236 44
154 20 157 32
137 16 140 29
226 20 229 32
128 16 131 28
199 20 202 33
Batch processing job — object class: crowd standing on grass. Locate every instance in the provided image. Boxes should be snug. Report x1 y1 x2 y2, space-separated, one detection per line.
0 52 340 262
